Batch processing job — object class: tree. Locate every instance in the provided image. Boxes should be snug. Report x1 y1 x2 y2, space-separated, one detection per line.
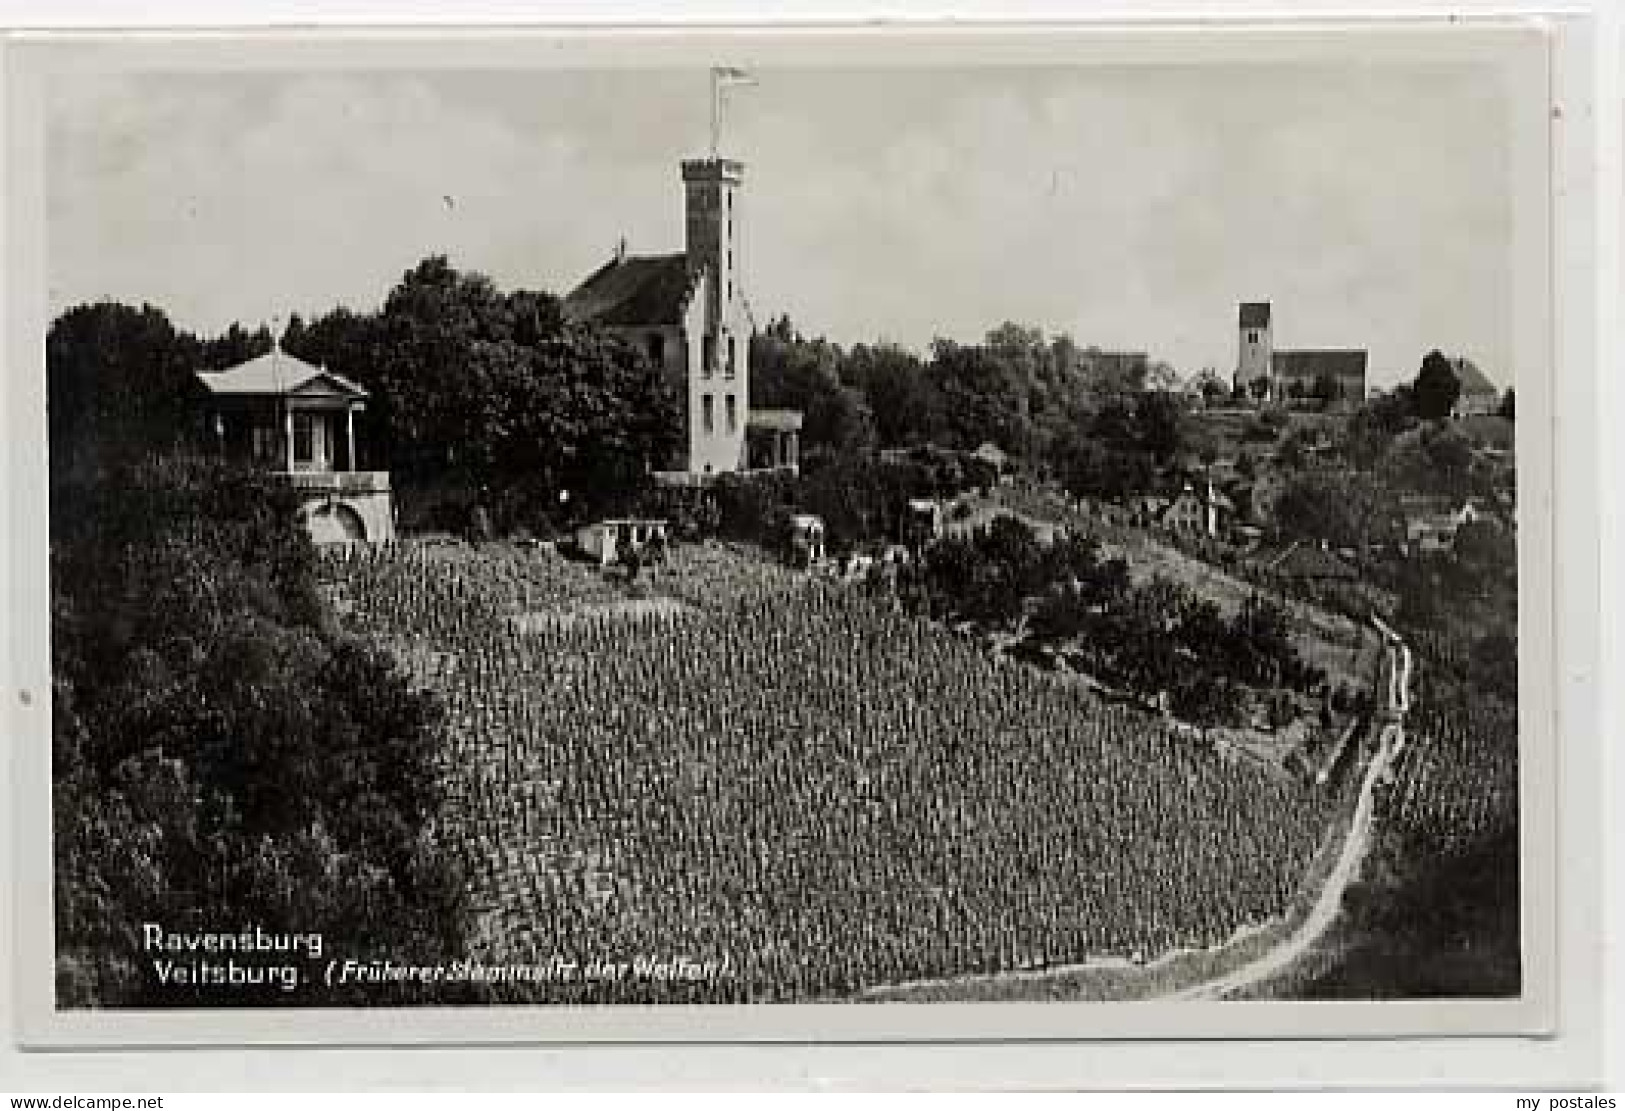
1311 372 1341 410
1134 390 1187 464
1274 470 1392 550
929 338 1033 458
1191 368 1229 407
750 323 876 461
1421 425 1475 499
51 456 466 1006
845 342 943 448
1145 360 1179 393
285 256 680 515
1414 350 1462 422
1343 385 1415 471
47 302 211 476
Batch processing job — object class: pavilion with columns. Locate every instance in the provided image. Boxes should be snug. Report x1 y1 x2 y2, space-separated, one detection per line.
196 343 395 544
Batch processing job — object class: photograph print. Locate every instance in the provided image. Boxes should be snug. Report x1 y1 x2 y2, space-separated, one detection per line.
26 30 1534 1020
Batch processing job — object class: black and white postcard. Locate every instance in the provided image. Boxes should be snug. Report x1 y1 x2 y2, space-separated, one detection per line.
1 20 1580 1052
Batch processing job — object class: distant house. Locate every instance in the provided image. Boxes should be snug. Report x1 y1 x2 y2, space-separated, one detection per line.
905 498 946 546
196 344 394 545
971 441 1011 480
1402 499 1492 555
574 518 669 566
1450 357 1502 418
1152 481 1233 539
1130 494 1172 529
1231 301 1367 411
786 513 827 567
1271 349 1369 412
972 441 1008 467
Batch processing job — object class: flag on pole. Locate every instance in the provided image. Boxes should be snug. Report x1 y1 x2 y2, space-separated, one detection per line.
710 67 757 157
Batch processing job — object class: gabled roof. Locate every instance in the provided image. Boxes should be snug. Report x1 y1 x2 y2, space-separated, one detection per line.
196 348 367 398
747 409 804 432
972 441 1009 466
1239 302 1271 328
1451 357 1500 397
1271 349 1368 379
562 253 700 328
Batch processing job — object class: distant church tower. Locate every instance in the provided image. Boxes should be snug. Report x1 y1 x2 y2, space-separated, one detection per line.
1236 301 1273 400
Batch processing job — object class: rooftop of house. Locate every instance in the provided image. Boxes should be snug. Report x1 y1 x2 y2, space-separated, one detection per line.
1451 356 1500 397
972 441 1010 466
196 347 367 398
1239 301 1272 329
562 252 701 328
1270 349 1369 378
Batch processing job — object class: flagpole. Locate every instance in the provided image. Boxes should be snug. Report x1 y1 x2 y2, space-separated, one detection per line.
710 68 720 158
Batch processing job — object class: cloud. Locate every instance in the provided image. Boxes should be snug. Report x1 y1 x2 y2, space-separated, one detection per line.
47 63 1513 388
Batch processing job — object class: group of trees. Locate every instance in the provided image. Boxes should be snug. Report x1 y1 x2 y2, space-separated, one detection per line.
50 265 1212 543
698 447 996 554
895 515 1325 729
52 456 466 1006
46 304 276 476
752 316 1187 488
284 258 679 519
47 257 683 532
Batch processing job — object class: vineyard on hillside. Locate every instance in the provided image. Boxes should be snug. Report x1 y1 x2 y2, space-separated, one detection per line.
1384 669 1518 859
322 541 1342 1002
1281 635 1522 1000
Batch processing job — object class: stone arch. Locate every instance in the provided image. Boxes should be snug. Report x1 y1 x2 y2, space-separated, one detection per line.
303 499 367 545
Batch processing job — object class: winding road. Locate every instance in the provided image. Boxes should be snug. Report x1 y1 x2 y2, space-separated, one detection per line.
860 617 1414 1004
1166 618 1412 1001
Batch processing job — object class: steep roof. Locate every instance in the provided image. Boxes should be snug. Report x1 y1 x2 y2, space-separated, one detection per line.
196 348 367 398
1271 349 1368 379
1239 302 1271 328
972 441 1010 466
747 408 803 431
562 253 699 328
1451 357 1500 397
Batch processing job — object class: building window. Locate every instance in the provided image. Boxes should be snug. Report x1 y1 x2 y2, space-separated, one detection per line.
252 424 278 464
726 394 737 434
703 334 716 378
726 335 737 378
702 394 714 435
293 412 314 464
647 333 665 366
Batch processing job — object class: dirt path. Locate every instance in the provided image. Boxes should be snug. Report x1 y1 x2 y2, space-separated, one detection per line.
1165 631 1411 1001
861 626 1412 1004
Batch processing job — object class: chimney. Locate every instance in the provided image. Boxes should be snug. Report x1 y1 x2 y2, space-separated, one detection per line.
616 236 627 264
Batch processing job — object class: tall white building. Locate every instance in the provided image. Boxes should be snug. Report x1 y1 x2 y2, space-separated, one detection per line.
565 155 798 478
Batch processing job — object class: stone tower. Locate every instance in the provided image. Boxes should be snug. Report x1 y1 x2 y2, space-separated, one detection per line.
680 157 750 473
1236 301 1273 401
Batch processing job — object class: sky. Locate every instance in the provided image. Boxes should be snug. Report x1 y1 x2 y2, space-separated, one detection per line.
47 62 1514 389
